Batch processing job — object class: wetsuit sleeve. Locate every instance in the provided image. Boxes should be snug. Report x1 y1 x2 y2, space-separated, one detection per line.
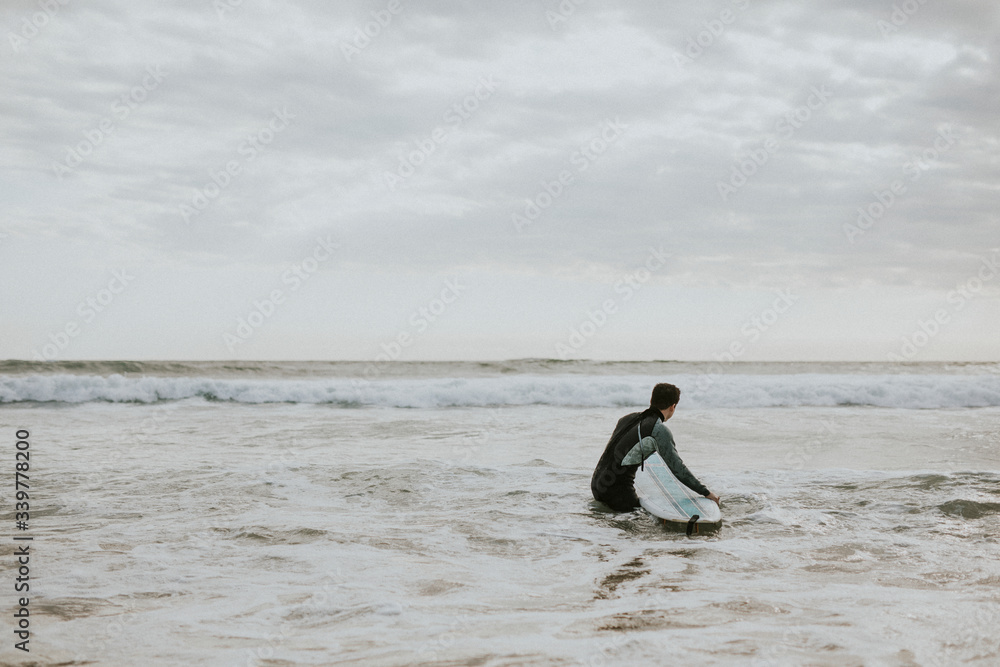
651 422 711 496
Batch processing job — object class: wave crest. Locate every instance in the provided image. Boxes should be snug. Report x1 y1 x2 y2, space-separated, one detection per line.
2 373 999 408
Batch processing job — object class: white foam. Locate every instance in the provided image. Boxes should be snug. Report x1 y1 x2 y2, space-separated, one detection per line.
2 372 999 408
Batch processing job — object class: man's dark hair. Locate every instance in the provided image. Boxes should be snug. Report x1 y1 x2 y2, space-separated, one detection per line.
650 383 680 410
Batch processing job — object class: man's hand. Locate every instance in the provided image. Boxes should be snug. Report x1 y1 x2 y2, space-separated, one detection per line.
706 492 720 505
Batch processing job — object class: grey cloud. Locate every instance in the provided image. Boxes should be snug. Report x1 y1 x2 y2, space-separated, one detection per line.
2 0 998 292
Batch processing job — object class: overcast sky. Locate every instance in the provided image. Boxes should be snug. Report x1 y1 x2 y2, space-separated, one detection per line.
2 0 998 362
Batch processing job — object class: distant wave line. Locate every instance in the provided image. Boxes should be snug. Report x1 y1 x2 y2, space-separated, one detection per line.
2 373 999 408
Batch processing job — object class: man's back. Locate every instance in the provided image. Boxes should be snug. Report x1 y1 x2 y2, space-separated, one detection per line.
591 400 714 512
591 408 661 511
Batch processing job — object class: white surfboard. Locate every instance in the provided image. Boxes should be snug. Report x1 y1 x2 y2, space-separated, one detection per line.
634 452 721 529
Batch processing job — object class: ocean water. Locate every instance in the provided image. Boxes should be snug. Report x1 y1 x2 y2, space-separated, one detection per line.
1 360 999 666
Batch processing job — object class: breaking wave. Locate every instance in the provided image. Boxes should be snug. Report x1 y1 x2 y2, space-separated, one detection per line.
2 373 999 408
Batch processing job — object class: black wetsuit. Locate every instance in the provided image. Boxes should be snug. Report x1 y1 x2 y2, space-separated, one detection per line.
591 408 711 512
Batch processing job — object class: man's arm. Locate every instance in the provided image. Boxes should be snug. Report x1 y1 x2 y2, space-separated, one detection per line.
650 422 713 498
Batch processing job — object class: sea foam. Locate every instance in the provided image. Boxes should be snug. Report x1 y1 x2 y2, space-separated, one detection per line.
2 373 999 408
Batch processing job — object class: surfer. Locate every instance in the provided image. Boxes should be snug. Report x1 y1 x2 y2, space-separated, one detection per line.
591 383 719 512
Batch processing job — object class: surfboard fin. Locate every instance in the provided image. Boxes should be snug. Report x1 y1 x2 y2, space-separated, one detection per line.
686 515 700 536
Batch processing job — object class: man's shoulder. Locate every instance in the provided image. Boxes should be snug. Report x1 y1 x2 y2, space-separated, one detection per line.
615 411 641 427
652 420 672 438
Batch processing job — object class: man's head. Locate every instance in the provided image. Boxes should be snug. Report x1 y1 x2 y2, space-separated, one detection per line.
650 383 680 417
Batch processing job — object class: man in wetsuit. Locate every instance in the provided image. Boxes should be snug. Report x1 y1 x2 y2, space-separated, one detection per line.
591 383 719 511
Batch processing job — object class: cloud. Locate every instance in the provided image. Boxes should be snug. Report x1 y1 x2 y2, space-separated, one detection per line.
1 0 998 360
